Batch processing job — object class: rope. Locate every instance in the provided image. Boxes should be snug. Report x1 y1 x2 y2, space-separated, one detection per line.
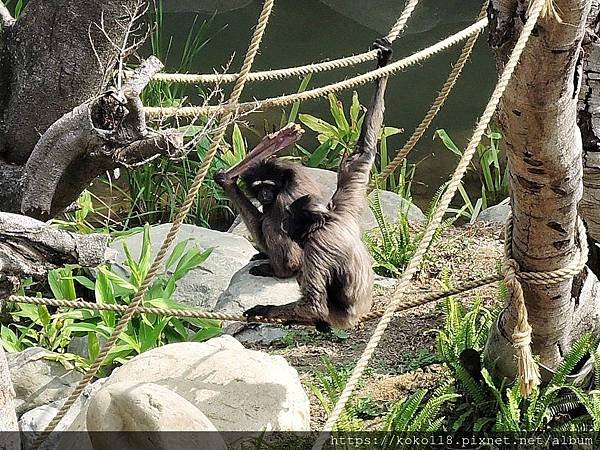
28 1 276 448
4 274 501 325
144 18 488 119
143 0 420 85
375 2 488 187
502 216 588 397
312 1 546 447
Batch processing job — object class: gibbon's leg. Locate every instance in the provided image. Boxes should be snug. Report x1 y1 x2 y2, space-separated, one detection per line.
244 297 331 332
214 172 268 253
331 38 392 214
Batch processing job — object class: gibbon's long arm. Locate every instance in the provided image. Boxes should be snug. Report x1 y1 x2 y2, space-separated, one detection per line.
216 178 268 252
225 123 304 178
330 39 392 217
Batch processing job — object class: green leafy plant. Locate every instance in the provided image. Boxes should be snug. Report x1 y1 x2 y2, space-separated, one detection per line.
435 280 599 432
1 225 221 370
363 187 454 277
306 358 379 431
297 92 401 171
435 129 508 220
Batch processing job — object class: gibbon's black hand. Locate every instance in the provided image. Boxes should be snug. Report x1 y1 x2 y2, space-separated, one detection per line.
371 37 393 68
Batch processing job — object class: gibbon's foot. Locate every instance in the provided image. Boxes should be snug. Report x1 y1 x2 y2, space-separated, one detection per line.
249 251 270 262
244 304 277 321
249 263 276 277
315 321 332 333
371 37 392 67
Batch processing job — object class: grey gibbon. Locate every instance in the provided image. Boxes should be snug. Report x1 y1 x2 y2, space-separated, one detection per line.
214 124 323 278
243 38 393 331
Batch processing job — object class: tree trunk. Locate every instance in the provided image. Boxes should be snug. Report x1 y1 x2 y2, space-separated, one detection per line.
485 0 600 380
578 0 600 276
0 0 183 219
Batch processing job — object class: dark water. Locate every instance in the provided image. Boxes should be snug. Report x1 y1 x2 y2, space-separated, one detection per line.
156 0 495 209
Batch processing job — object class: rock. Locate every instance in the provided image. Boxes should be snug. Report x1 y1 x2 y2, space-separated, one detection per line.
363 189 427 230
7 348 83 416
476 199 511 224
225 324 287 346
97 336 309 442
214 261 301 314
19 378 106 450
67 336 106 360
87 382 226 450
111 224 257 309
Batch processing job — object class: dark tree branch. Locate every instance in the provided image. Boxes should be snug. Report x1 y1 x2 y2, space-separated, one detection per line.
0 212 109 298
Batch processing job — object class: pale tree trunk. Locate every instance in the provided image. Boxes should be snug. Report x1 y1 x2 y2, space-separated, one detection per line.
485 0 600 380
578 0 600 276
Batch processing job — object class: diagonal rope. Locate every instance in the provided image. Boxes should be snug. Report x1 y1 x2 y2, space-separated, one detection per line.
374 2 488 188
312 1 546 447
145 0 419 85
144 18 488 119
27 1 276 448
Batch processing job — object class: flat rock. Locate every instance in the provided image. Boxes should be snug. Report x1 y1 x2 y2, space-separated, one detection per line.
0 346 19 449
111 224 256 309
86 382 226 450
96 336 309 443
214 261 301 314
7 348 83 416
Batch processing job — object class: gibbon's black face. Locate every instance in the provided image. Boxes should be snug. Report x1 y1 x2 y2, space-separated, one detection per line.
284 195 328 244
241 160 293 207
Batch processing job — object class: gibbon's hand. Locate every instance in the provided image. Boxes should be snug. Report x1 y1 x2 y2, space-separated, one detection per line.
371 37 393 68
214 170 236 187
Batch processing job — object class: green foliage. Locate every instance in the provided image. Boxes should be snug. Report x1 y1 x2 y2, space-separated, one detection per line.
435 129 509 220
383 383 458 438
306 358 379 431
5 0 25 18
296 92 401 175
0 225 221 371
363 187 454 278
435 286 599 433
51 190 99 234
120 2 231 229
363 190 416 277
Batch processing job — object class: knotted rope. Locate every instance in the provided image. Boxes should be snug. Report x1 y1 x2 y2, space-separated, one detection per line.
28 1 276 449
502 216 588 397
312 1 546 447
144 0 420 85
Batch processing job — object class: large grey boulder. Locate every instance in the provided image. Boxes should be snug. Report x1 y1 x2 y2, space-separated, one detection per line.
83 336 309 443
111 224 256 309
7 348 82 416
87 382 226 450
230 168 425 241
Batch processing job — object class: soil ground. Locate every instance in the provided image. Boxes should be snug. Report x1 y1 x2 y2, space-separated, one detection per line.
243 221 504 428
